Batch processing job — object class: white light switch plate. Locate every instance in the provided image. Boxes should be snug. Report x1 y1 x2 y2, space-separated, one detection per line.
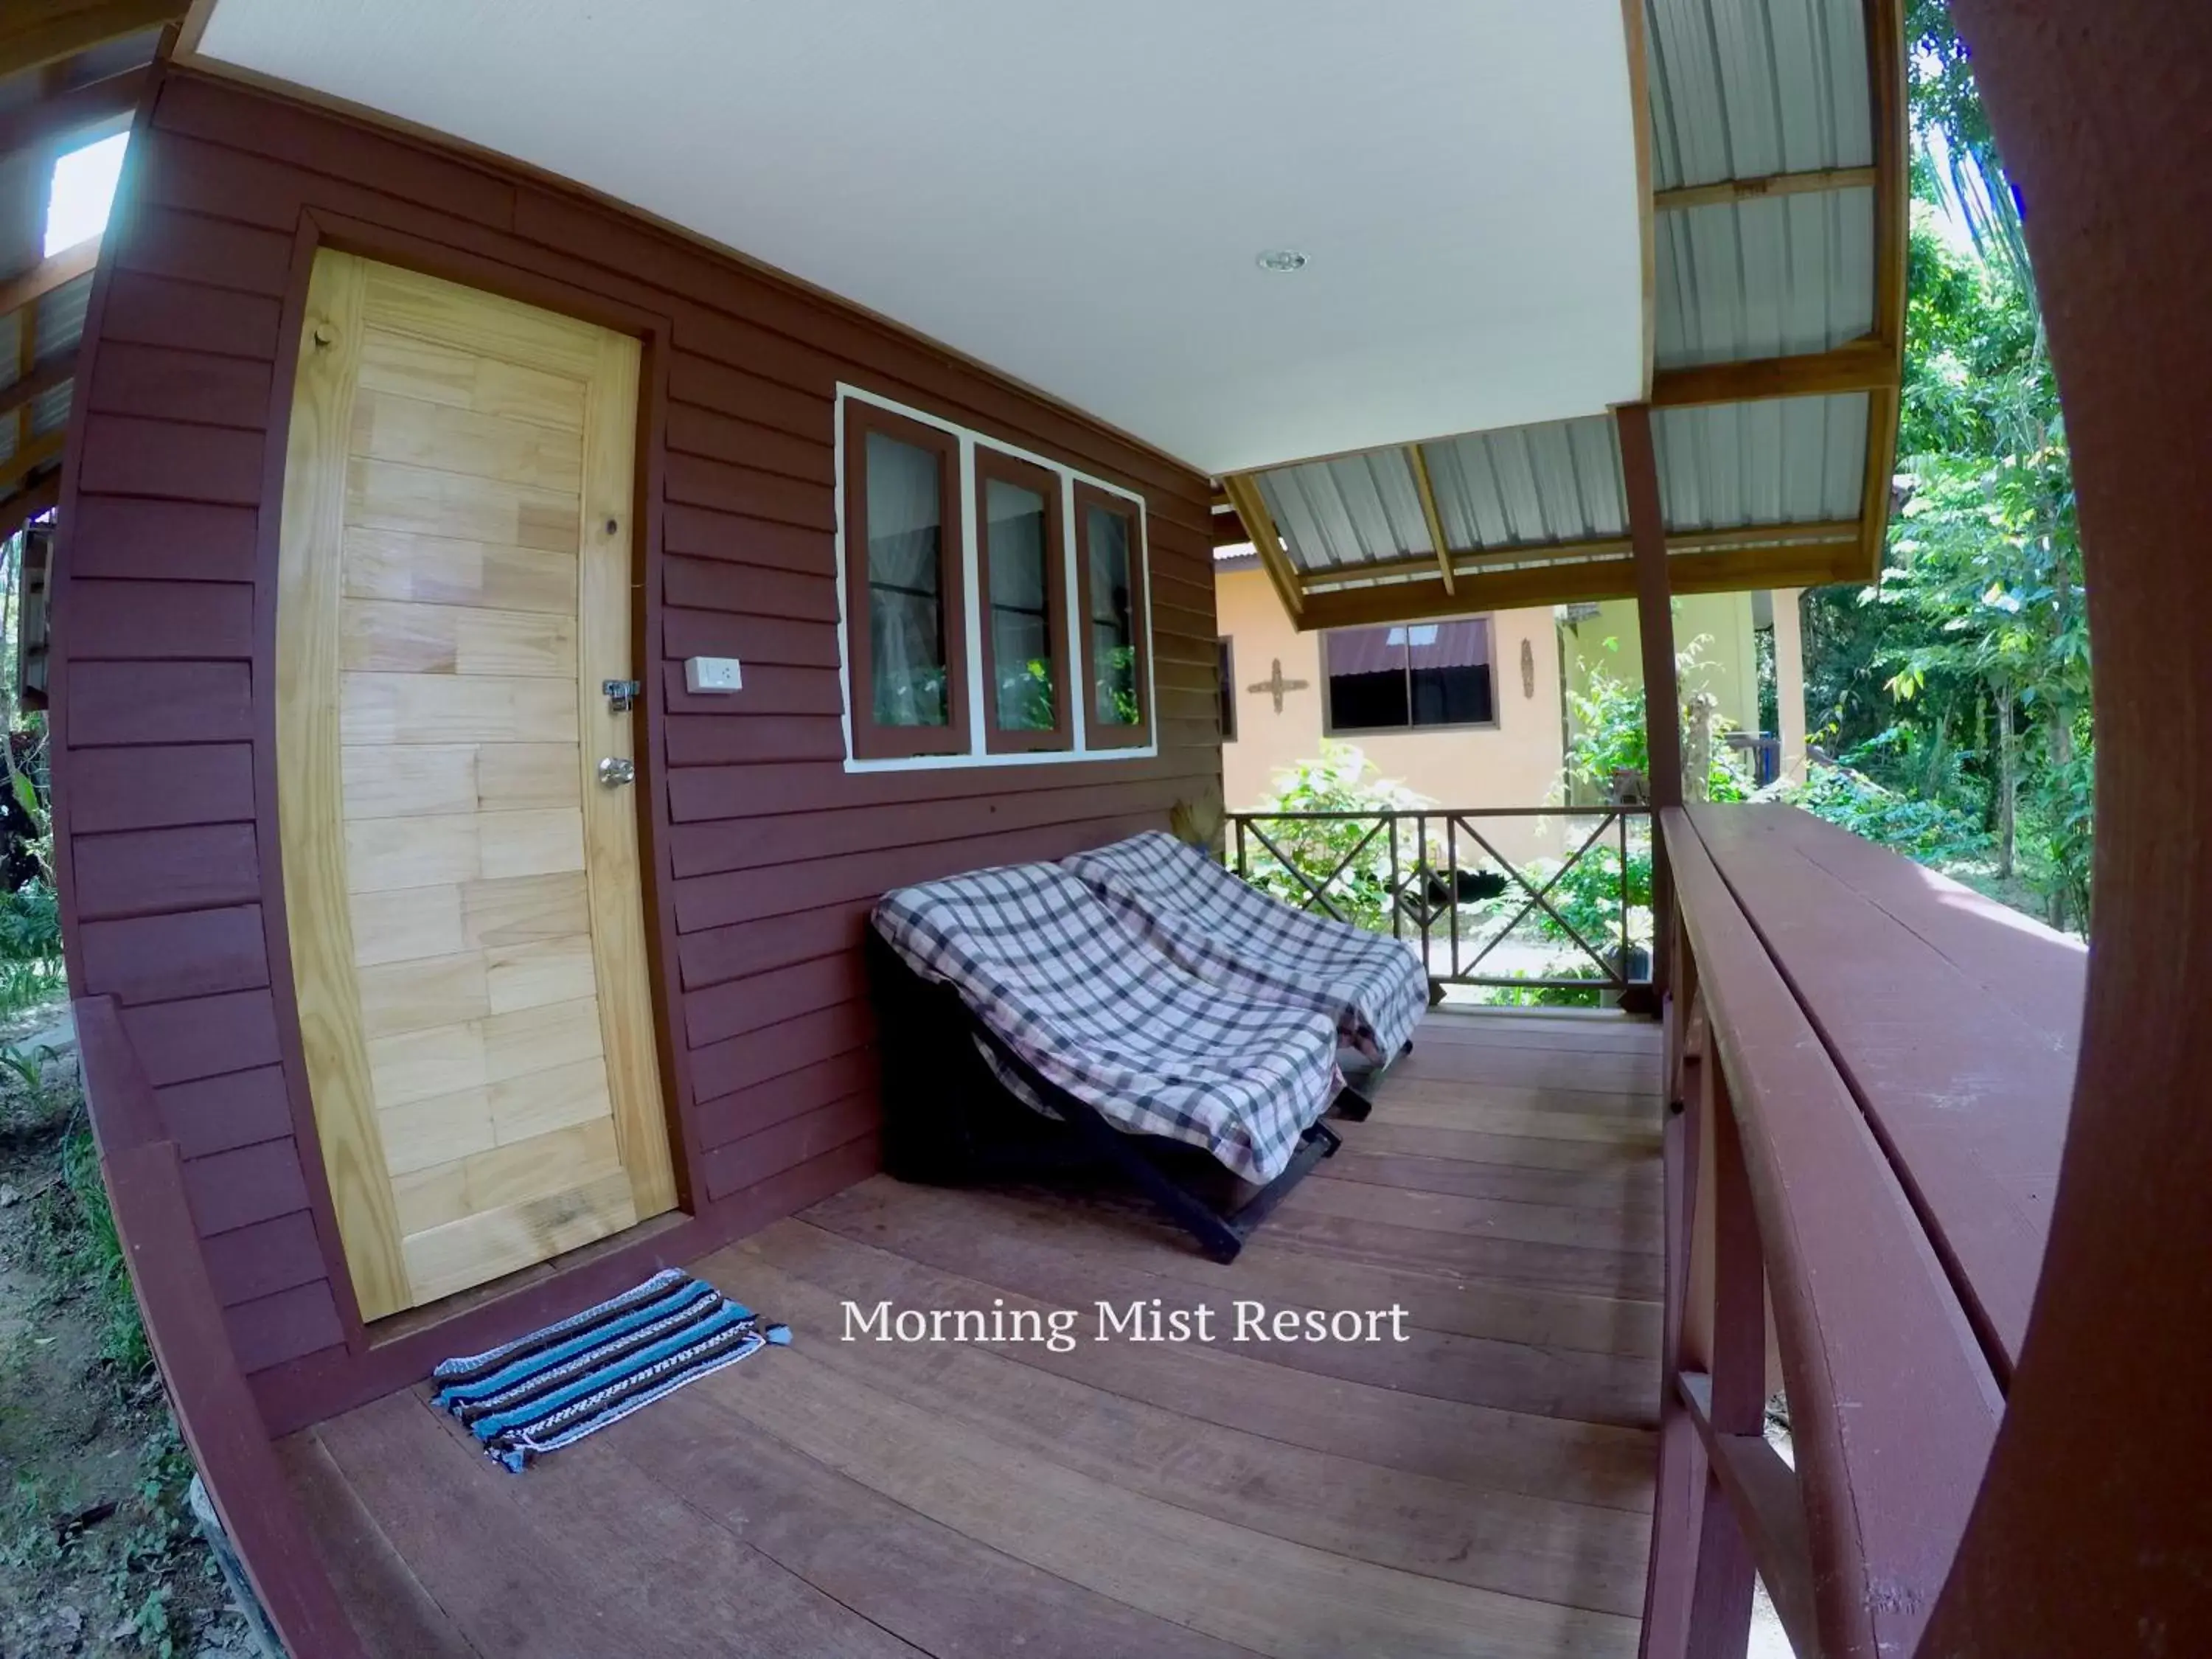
684 656 743 693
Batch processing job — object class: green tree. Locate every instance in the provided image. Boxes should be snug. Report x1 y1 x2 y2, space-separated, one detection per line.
1793 10 2094 930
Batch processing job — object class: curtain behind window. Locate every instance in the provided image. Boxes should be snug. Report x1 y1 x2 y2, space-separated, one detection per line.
987 479 1053 731
866 431 947 726
1087 506 1137 726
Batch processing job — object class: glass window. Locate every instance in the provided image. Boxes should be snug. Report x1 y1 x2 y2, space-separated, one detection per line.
864 429 950 729
1085 504 1139 728
978 466 1066 748
1218 639 1237 742
1324 618 1495 733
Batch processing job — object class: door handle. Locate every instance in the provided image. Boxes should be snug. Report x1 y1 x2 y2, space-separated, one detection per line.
597 757 636 787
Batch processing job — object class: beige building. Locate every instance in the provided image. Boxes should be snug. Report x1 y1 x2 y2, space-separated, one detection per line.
1216 557 1807 832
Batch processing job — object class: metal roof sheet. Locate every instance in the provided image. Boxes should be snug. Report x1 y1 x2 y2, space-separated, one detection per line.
1655 392 1868 529
1256 451 1432 573
1644 0 1873 190
1655 187 1876 366
1421 416 1626 550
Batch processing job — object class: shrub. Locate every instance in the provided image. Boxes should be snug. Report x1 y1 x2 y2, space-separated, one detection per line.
1239 744 1431 932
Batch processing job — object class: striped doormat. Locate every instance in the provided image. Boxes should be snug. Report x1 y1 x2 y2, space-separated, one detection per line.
430 1268 788 1472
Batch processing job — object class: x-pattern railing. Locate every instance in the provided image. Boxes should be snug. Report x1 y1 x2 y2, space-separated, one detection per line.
1228 807 1652 992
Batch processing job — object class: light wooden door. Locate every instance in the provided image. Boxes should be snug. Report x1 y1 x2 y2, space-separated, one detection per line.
276 250 675 1321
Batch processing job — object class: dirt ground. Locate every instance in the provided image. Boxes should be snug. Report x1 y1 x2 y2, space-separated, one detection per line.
0 1008 250 1659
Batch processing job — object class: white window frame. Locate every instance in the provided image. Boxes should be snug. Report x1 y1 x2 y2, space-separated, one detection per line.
833 384 1158 772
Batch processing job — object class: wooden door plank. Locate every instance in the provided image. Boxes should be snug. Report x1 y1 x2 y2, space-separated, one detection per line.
347 454 580 552
364 997 605 1111
341 597 580 678
351 388 585 494
577 325 677 1222
340 670 580 745
272 246 410 1321
359 264 607 382
357 327 588 433
390 1117 621 1236
341 743 582 820
401 1166 636 1304
341 807 583 894
342 526 580 613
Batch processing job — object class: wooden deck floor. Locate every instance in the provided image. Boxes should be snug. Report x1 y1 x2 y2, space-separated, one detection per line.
281 1010 1664 1658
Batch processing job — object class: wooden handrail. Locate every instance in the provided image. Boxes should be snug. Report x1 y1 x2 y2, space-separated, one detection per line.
74 997 367 1659
1642 810 2003 1659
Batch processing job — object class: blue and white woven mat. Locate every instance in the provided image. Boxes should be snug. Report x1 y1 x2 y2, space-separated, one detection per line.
430 1268 788 1472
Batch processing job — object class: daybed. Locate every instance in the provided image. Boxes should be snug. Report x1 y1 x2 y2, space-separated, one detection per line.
869 858 1352 1261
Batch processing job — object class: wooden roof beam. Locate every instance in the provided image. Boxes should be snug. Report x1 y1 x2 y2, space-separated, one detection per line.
1295 539 1865 631
0 1 181 81
1858 0 1911 582
1221 473 1302 617
0 471 60 544
1298 518 1865 591
1655 165 1881 212
1649 338 1898 408
0 428 66 497
1404 443 1456 594
0 63 146 165
0 234 102 320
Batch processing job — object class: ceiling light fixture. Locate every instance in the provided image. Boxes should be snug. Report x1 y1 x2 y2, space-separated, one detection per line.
1254 248 1309 273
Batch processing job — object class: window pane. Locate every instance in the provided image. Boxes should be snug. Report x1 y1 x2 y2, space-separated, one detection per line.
987 478 1054 731
866 431 947 727
1326 625 1411 731
1408 619 1495 726
1217 639 1236 741
1087 505 1138 726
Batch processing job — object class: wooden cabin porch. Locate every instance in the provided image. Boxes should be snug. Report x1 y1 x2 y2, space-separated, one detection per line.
276 1010 1663 1659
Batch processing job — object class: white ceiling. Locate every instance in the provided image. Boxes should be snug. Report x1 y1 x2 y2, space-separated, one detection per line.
195 1 1647 477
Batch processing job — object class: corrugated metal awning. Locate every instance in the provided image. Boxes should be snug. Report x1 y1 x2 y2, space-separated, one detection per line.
1216 0 1904 630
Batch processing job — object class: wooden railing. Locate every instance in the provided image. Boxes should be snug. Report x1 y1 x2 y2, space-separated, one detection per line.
1641 803 2076 1658
74 997 366 1658
1225 806 1654 996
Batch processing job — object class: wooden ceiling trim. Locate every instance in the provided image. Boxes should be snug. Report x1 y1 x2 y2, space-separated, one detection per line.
1655 165 1882 212
1297 518 1865 592
1649 338 1897 408
1404 442 1456 594
0 63 146 164
0 348 74 427
1620 0 1656 398
1857 0 1911 582
0 471 60 543
0 233 101 319
1222 472 1301 617
1295 538 1863 631
0 0 182 82
0 427 67 496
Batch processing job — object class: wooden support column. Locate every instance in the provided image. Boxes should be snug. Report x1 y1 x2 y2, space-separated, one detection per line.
1913 2 2212 1652
1617 402 1680 996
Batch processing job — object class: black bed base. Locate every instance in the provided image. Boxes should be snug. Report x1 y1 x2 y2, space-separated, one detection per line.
865 929 1352 1263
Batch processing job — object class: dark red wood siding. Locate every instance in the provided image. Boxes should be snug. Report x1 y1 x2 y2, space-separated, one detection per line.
49 69 1220 1432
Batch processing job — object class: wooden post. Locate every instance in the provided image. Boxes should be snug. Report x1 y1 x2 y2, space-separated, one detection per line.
1912 2 2212 1652
1617 403 1680 996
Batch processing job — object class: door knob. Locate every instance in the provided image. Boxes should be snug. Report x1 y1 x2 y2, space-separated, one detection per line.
598 757 636 787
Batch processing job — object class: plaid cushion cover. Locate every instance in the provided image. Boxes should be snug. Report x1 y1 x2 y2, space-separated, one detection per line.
872 861 1340 1184
1062 832 1427 1064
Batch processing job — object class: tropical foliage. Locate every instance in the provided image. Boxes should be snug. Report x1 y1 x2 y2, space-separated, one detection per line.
1794 6 2093 931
